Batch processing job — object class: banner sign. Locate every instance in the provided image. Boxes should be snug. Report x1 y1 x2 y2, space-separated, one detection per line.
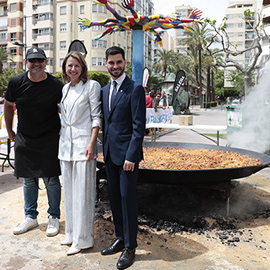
172 70 186 104
146 107 173 124
142 67 149 87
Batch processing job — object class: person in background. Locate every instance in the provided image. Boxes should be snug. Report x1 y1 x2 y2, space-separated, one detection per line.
4 47 63 237
159 90 169 108
153 92 166 112
101 46 146 269
59 51 102 256
145 89 155 108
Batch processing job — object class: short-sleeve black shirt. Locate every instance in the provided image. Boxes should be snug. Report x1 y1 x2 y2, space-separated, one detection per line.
6 72 63 137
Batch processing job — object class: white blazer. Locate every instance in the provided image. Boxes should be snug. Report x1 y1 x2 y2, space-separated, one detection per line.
58 79 102 161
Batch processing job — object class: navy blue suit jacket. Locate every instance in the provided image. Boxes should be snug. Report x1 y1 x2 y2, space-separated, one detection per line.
102 75 146 166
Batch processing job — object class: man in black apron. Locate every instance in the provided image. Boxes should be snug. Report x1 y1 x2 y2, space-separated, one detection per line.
4 47 63 237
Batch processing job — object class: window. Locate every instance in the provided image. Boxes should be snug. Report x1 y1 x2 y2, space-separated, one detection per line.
60 40 66 49
37 13 52 21
10 3 17 12
38 28 51 35
238 33 243 37
10 32 16 41
92 57 105 66
0 17 7 30
60 23 67 32
10 18 16 27
227 23 234 28
10 62 16 69
92 25 105 31
38 0 53 5
41 43 51 50
92 4 107 13
10 48 16 56
80 5 85 14
226 14 233 19
0 5 7 16
246 33 254 39
92 40 107 48
238 23 243 28
176 11 186 17
0 32 7 41
60 6 66 15
227 32 234 38
238 13 243 18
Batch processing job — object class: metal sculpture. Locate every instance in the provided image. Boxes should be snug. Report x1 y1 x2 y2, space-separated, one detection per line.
79 0 201 46
78 0 202 83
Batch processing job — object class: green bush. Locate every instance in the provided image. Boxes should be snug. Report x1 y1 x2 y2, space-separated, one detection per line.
53 71 110 87
54 71 110 88
53 72 63 82
89 72 110 88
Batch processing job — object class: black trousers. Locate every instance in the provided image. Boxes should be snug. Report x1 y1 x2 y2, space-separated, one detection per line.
105 152 138 249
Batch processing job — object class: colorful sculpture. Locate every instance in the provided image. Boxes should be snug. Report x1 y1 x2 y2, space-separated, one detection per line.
78 0 202 46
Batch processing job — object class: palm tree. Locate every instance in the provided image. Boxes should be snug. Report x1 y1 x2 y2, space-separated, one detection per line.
152 49 175 79
0 46 12 74
181 23 214 106
172 52 196 93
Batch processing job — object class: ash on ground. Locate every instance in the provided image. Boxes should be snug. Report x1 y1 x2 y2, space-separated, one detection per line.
96 179 270 245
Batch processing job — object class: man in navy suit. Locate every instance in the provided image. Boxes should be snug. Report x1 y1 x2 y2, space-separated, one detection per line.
101 46 146 269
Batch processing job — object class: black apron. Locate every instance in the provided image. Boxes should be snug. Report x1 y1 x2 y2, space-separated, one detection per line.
14 131 61 178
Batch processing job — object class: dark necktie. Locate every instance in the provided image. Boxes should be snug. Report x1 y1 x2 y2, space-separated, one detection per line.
110 81 117 111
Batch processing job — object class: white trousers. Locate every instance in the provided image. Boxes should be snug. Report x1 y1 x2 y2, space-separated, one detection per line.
60 160 96 249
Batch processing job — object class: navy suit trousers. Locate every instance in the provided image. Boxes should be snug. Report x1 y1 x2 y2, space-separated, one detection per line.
105 151 138 249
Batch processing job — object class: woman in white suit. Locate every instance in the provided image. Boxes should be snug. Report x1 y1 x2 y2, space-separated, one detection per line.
59 51 102 255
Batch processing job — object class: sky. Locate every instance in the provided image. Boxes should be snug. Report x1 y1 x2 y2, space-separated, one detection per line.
152 0 231 26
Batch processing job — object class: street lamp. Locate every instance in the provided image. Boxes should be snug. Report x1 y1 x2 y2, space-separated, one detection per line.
13 41 27 69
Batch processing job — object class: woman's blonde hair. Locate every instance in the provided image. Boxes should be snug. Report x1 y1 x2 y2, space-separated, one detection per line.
62 51 89 84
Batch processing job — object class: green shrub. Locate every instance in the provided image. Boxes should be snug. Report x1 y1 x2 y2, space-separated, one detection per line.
89 72 110 87
53 71 110 88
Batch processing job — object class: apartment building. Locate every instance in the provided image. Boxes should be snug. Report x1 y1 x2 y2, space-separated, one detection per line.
0 0 7 69
258 0 270 74
174 5 193 54
224 0 257 87
3 0 154 74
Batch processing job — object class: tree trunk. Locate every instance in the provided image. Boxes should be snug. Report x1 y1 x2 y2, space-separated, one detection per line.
211 69 215 101
199 49 203 107
207 67 210 103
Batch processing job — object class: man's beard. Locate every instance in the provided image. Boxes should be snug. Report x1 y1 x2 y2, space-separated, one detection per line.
109 68 124 78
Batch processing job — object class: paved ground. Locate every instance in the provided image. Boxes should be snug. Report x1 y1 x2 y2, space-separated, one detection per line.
1 105 270 270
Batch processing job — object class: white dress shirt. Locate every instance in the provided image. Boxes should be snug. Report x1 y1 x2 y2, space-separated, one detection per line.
109 73 126 111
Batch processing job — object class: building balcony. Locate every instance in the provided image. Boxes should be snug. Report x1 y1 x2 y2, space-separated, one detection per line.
263 0 270 6
263 6 270 18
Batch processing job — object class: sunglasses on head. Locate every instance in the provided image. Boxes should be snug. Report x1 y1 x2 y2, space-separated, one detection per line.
28 58 45 63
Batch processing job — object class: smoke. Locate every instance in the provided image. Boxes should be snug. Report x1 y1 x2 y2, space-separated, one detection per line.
227 70 270 153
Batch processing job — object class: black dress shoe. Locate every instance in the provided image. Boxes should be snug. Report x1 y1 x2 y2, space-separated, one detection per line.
101 239 124 255
116 248 135 269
